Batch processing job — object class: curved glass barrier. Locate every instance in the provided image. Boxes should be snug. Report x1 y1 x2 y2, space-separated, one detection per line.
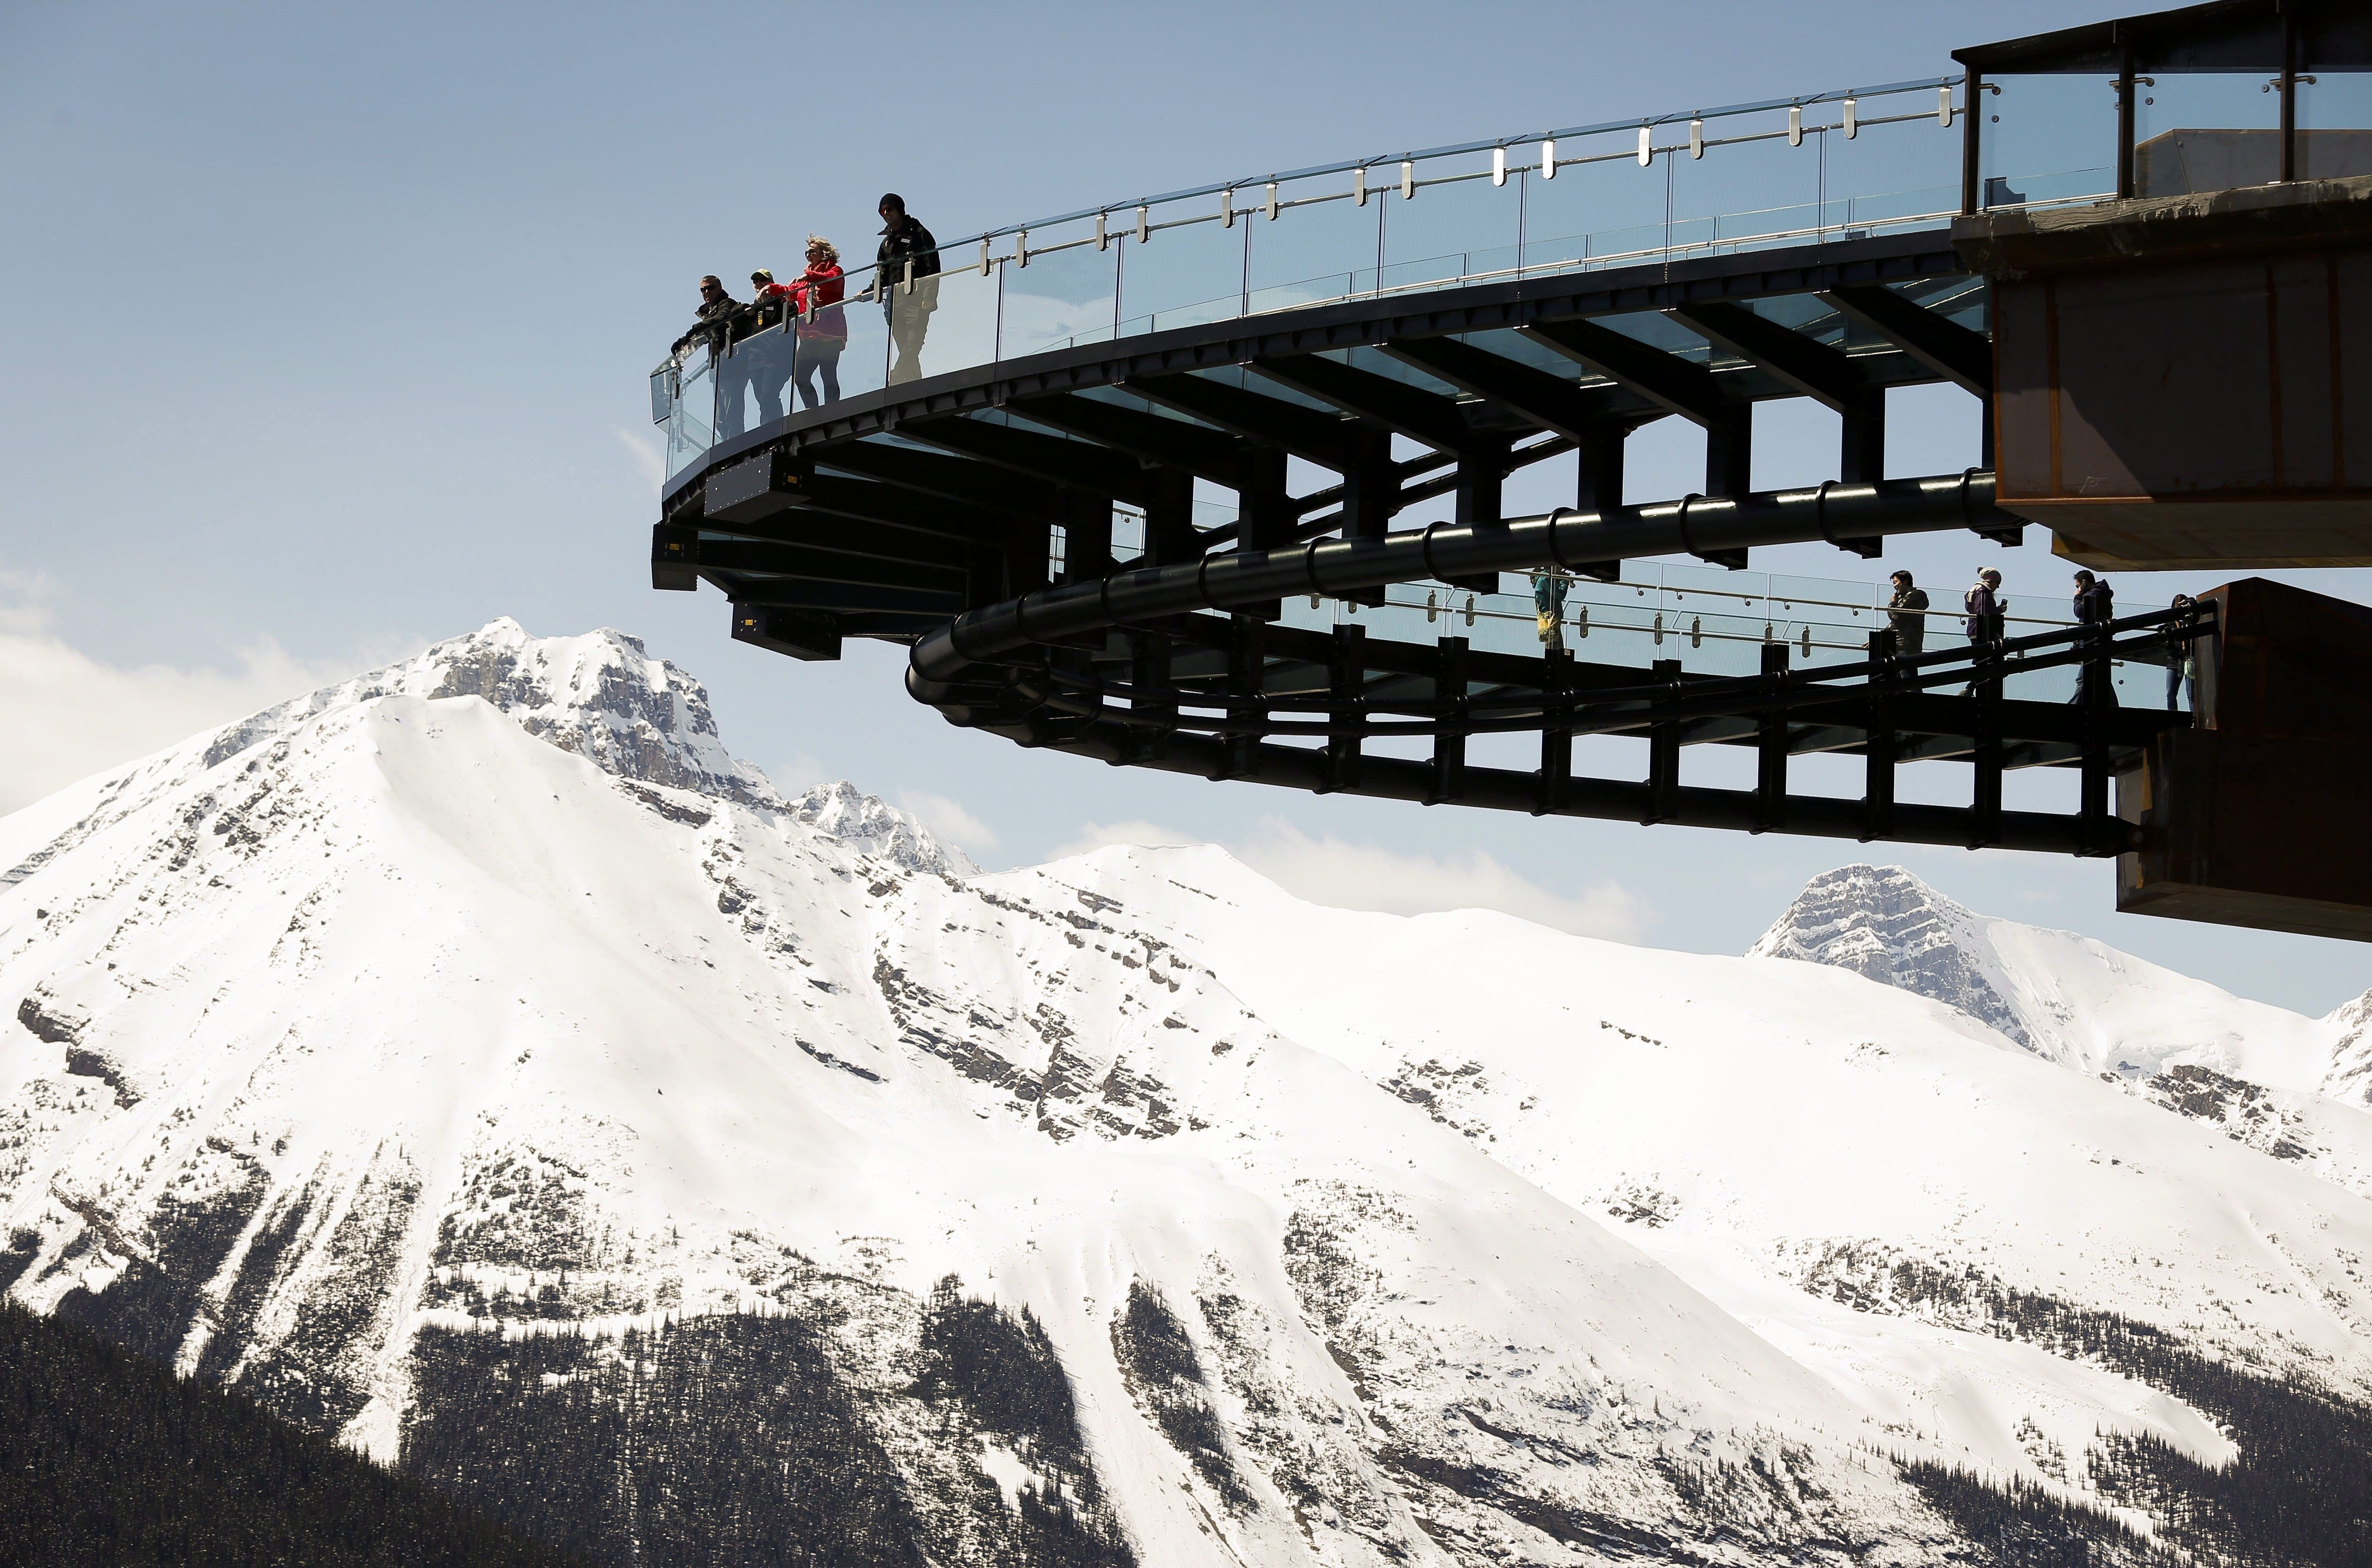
654 77 1974 480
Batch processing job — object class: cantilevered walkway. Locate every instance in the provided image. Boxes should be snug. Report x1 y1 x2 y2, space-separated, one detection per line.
649 72 2207 861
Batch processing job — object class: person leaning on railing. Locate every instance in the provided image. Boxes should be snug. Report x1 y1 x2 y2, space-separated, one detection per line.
792 235 848 410
1886 569 1929 658
672 275 746 428
874 192 940 385
1532 571 1569 650
742 269 801 424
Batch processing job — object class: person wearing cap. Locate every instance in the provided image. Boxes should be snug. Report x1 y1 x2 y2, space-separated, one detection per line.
1962 567 2004 693
874 193 940 385
1886 569 1929 658
737 268 800 424
2070 569 2116 707
671 275 746 430
791 235 849 409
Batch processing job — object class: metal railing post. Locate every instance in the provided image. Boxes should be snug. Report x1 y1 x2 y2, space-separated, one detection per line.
1537 645 1574 816
1220 619 1265 782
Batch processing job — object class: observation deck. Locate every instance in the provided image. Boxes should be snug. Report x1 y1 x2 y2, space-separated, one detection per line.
648 0 2372 940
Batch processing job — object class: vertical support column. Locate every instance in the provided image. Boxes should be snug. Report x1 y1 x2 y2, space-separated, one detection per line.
1576 421 1627 513
1219 618 1265 782
1428 635 1470 805
1536 646 1574 816
1971 640 2004 848
2078 623 2116 855
2280 15 2299 183
1862 629 1898 842
1343 427 1397 542
1058 490 1113 586
1839 388 1886 485
1447 432 1511 594
1127 630 1174 765
1141 464 1197 568
1340 426 1395 607
1572 422 1628 582
1235 443 1294 552
1320 623 1366 794
1644 657 1682 824
1753 640 1789 833
1960 69 1983 215
1234 441 1290 622
1704 405 1752 499
1007 516 1052 599
2115 52 2137 200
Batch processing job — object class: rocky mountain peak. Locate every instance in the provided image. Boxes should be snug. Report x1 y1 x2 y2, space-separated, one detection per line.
203 618 778 806
787 780 976 879
1749 863 2028 1045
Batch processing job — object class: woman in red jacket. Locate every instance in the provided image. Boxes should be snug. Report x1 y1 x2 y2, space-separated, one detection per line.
791 235 848 409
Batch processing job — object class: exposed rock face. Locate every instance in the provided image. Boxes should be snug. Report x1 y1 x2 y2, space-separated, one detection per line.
791 780 977 879
1750 864 2028 1045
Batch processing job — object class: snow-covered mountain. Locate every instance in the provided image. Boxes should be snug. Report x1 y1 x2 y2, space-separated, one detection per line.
5 620 2371 1567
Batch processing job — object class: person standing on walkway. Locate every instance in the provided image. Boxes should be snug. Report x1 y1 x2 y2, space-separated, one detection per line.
742 268 800 424
875 193 940 385
1886 569 1929 657
671 275 746 431
2070 569 2115 707
2166 593 2199 716
1962 567 2004 694
791 235 848 409
1532 571 1569 649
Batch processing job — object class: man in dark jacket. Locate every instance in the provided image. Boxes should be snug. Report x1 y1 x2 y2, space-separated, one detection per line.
671 276 746 432
876 193 940 385
2070 569 2115 707
1962 568 2004 694
1886 569 1929 657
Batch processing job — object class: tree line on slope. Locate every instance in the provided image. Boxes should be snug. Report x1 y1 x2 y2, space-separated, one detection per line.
0 1297 589 1568
1819 1246 2372 1567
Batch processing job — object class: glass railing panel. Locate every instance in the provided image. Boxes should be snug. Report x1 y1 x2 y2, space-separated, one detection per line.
2134 72 2285 196
717 323 798 438
1117 194 1249 336
1670 105 1825 258
1000 219 1122 361
1517 127 1667 277
1380 151 1522 293
1246 172 1384 315
817 264 892 406
1981 74 2119 209
1819 89 1962 236
886 256 999 388
2297 69 2372 179
663 345 717 479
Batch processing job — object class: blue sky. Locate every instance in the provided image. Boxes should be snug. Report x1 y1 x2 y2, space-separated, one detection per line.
5 0 2367 1013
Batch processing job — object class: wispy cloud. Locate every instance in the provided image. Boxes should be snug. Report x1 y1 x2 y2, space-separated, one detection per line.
1049 815 1651 943
616 427 665 488
0 574 392 815
898 789 1001 852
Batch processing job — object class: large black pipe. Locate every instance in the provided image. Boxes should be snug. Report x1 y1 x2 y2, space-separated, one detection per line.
910 470 2009 685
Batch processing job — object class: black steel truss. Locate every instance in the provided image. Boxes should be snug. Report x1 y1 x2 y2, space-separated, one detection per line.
646 231 2150 859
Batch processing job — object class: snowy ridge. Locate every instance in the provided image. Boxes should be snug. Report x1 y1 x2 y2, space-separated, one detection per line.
788 780 976 879
1751 864 2340 1091
4 625 2372 1566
